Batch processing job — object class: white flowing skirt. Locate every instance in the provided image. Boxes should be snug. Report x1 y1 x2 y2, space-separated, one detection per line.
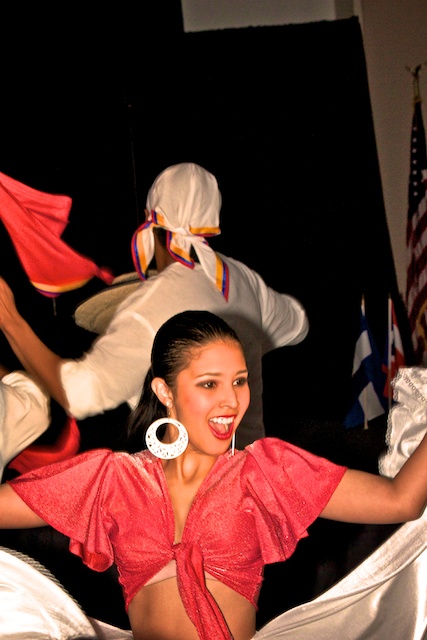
0 545 132 639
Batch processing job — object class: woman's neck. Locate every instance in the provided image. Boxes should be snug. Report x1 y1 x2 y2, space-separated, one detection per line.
162 449 218 486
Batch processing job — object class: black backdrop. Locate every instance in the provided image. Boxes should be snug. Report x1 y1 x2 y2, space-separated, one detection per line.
0 4 408 628
0 7 403 445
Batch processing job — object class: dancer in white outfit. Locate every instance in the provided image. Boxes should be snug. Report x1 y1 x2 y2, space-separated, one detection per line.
0 163 308 449
0 363 49 480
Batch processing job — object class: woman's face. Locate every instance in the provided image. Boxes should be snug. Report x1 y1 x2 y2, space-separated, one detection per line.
171 339 250 456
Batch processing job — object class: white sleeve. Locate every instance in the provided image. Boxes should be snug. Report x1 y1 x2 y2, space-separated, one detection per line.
0 371 50 472
60 310 156 419
379 366 427 478
260 287 309 350
237 260 309 351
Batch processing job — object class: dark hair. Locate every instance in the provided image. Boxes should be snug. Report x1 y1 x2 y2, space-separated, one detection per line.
126 310 242 452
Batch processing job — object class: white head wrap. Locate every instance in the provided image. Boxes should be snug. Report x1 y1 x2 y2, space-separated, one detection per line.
131 163 229 299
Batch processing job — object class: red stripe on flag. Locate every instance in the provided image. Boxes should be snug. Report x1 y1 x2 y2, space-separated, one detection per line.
383 300 406 399
405 96 427 364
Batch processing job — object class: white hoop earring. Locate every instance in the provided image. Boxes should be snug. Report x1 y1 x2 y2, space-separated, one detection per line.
145 418 189 459
231 432 236 456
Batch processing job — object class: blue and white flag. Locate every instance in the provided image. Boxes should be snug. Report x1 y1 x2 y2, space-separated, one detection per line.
344 305 388 429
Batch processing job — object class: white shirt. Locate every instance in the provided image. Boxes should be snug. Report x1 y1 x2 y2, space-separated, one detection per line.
0 371 50 478
61 254 308 447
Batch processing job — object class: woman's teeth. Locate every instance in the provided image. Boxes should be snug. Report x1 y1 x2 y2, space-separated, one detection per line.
210 417 233 433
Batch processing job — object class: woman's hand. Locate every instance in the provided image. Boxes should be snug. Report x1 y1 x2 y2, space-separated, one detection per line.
0 276 68 409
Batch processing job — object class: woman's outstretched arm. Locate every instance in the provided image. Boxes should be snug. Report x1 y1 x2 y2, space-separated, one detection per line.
0 483 47 528
321 428 427 524
0 277 68 411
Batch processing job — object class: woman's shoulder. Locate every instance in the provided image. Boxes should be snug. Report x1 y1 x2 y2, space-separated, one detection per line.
238 437 346 508
11 448 154 484
243 437 345 473
244 436 300 457
85 448 153 469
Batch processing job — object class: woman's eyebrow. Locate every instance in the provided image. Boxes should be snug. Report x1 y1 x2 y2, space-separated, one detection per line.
195 368 248 378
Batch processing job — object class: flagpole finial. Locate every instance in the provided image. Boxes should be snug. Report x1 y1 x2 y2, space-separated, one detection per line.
406 62 427 104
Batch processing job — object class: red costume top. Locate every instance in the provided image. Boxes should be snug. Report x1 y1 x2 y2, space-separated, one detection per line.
10 438 346 640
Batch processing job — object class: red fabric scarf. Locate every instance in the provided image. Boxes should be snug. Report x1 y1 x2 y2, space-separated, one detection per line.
0 171 113 296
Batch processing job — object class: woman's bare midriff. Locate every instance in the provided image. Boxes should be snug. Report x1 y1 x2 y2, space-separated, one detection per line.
128 576 256 640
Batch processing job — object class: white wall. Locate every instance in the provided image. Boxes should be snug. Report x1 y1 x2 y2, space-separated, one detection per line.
360 0 427 297
181 0 353 31
181 0 427 299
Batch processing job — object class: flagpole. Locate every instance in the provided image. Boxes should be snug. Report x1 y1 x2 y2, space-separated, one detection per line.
406 61 426 104
361 295 369 430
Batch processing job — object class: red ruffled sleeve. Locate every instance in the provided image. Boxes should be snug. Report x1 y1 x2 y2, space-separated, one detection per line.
9 449 116 571
244 438 347 564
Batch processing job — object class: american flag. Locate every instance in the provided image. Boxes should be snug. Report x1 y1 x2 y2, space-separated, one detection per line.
406 79 427 365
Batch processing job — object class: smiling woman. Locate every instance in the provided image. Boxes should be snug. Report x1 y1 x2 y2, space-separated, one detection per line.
1 311 427 640
126 310 249 457
128 312 250 461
